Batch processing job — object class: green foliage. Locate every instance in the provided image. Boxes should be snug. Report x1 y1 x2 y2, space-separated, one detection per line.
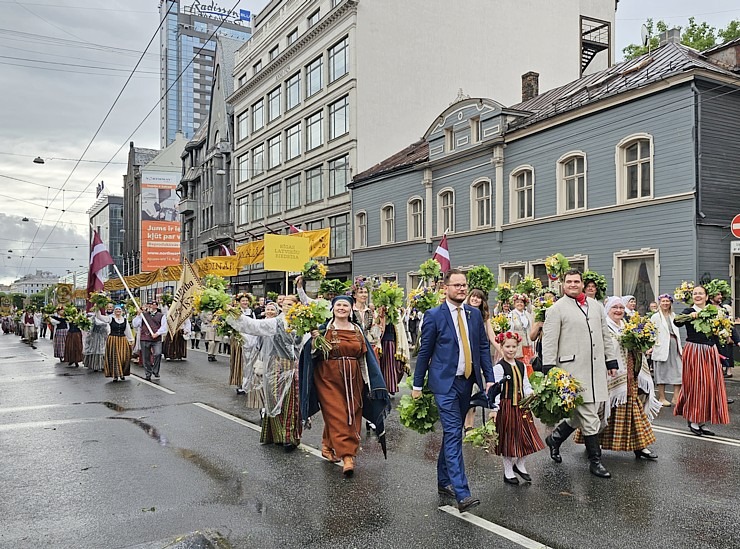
466 265 495 293
705 279 731 301
718 20 740 43
10 293 25 309
521 368 584 426
160 293 174 306
398 377 439 434
372 282 405 324
29 292 46 309
623 17 740 60
267 291 279 302
463 420 498 452
202 274 229 291
319 278 350 296
582 271 608 301
515 275 542 298
419 259 442 281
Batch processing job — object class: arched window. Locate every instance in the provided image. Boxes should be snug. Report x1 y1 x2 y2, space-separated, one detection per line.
354 211 367 248
471 178 491 228
557 152 586 213
408 197 424 240
381 204 395 244
509 166 534 222
437 189 455 234
616 134 653 203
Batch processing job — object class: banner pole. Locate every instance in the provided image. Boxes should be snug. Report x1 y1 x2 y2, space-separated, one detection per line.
113 264 155 337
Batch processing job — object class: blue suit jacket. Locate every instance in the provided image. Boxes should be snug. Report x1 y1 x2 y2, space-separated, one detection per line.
414 303 495 395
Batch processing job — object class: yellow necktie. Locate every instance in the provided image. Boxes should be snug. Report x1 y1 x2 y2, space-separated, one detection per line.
457 307 472 378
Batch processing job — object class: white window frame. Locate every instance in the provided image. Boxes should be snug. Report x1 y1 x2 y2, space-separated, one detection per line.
380 203 395 245
437 187 455 235
267 182 281 216
287 28 298 45
252 144 264 176
305 166 323 203
267 134 281 169
470 177 492 229
238 154 249 182
286 123 301 161
498 263 527 288
267 86 281 122
354 210 367 248
407 196 424 240
252 99 264 132
557 151 587 214
328 96 349 140
237 111 248 142
328 155 349 196
285 174 300 210
305 110 323 151
306 56 323 98
616 133 654 204
286 72 301 111
613 248 660 299
509 165 535 222
328 36 349 83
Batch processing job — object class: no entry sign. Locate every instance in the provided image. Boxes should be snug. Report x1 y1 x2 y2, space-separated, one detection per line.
732 214 740 239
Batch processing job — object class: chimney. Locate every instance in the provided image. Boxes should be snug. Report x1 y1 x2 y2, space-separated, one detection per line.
521 71 539 102
659 28 681 47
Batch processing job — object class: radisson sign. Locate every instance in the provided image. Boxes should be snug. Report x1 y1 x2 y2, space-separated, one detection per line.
184 1 251 23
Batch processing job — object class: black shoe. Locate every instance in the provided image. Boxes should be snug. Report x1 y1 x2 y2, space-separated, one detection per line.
283 443 298 453
457 496 480 513
688 423 703 436
120 377 126 381
699 425 715 436
112 378 118 382
503 475 519 485
583 435 611 479
154 373 160 378
145 376 151 381
236 388 246 395
634 449 658 460
727 399 735 404
513 464 532 481
437 484 455 498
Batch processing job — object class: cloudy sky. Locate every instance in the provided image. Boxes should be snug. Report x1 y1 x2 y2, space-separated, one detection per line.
0 0 736 285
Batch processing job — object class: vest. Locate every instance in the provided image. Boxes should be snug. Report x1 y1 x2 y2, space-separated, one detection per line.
498 359 526 403
110 318 128 337
139 312 163 341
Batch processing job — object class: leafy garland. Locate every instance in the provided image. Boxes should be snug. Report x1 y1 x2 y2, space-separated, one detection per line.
418 259 442 281
495 282 513 303
674 304 734 344
398 377 439 434
302 260 328 281
319 278 350 296
463 420 498 452
466 265 495 293
372 282 405 325
705 279 731 301
582 271 608 301
515 275 542 298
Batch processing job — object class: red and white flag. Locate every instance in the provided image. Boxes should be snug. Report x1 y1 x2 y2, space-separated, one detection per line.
432 234 451 272
288 224 303 234
219 244 235 256
86 230 115 294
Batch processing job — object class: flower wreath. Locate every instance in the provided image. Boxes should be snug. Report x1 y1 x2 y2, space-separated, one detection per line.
511 293 530 304
495 331 522 345
234 292 255 306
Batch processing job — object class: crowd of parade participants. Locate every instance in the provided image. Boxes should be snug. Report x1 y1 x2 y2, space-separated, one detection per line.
3 266 738 513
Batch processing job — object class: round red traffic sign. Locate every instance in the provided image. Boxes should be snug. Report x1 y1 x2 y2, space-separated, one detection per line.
733 214 740 239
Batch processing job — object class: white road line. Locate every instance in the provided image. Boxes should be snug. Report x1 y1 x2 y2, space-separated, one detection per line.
130 374 176 394
0 418 101 431
0 404 69 413
439 505 552 549
192 402 341 466
653 425 740 448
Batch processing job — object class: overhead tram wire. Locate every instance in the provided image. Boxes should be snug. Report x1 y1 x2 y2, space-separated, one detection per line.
0 54 161 74
0 28 160 58
24 0 242 275
18 1 177 276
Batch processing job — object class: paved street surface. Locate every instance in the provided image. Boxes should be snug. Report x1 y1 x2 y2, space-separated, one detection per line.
2 333 739 549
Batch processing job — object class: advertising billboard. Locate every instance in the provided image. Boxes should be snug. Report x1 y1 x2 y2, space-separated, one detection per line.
141 171 181 272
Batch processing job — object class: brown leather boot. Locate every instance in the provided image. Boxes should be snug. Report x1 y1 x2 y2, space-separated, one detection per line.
342 456 355 476
321 445 340 463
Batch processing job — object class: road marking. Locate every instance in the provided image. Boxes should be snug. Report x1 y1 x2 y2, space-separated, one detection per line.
130 374 175 394
653 425 740 448
439 505 552 548
0 404 69 413
0 418 101 431
192 402 341 466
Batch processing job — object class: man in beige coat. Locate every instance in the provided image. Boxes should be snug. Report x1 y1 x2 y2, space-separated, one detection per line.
542 270 619 478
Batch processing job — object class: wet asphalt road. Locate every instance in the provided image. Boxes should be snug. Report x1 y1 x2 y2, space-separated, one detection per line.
1 333 739 549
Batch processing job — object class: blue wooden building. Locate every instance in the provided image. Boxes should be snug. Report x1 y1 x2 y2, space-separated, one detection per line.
349 40 740 315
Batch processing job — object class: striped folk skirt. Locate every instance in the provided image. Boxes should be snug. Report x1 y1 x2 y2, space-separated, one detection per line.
229 343 243 386
380 339 403 394
494 399 546 458
64 332 83 364
163 331 187 360
674 342 730 425
53 328 68 359
260 359 301 446
104 335 131 378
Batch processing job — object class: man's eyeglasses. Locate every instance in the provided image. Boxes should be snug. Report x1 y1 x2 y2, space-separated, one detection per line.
447 283 468 289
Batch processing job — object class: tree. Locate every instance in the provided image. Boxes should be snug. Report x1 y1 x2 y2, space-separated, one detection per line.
623 17 740 60
30 293 46 309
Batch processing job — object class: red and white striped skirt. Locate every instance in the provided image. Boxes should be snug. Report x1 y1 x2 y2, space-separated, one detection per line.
494 399 546 458
674 342 730 425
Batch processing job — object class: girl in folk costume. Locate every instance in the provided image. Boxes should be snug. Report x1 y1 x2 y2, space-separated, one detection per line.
650 294 683 406
375 303 411 396
227 295 303 451
84 304 113 372
301 295 391 476
49 307 69 362
64 314 84 367
508 294 535 373
491 332 545 484
97 305 134 381
579 297 660 459
229 293 256 392
674 285 730 436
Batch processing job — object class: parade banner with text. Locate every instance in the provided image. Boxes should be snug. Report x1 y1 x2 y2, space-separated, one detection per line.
263 233 310 272
140 171 181 272
167 259 203 338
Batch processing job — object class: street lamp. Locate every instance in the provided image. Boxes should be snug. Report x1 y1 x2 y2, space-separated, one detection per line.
33 157 45 164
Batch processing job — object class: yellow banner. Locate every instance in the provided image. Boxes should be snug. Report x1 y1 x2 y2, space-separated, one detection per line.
194 256 240 277
167 258 203 338
236 240 265 269
298 228 331 258
263 233 311 272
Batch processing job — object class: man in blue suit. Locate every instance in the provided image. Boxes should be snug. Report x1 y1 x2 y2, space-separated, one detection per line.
413 269 495 513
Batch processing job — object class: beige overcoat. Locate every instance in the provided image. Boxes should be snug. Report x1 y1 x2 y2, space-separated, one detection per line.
541 296 619 403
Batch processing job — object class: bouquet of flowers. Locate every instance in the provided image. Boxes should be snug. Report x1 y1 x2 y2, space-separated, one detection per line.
160 293 174 307
582 271 608 301
620 313 657 352
674 281 695 304
194 275 232 313
88 291 110 310
65 306 92 331
675 304 734 344
545 253 570 281
398 376 439 434
212 304 243 344
533 295 555 323
705 279 731 302
125 298 141 319
490 313 510 334
372 281 405 325
516 275 542 298
466 265 495 293
408 286 443 314
463 420 498 452
496 282 512 304
418 258 442 282
41 303 55 321
284 300 333 357
319 278 351 296
302 260 328 281
520 367 584 426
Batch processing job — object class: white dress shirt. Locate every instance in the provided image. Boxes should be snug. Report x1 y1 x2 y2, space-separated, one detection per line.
446 300 470 377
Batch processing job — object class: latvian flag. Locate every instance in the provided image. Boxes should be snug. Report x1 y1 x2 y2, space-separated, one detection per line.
86 230 115 294
432 234 451 272
220 244 236 256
